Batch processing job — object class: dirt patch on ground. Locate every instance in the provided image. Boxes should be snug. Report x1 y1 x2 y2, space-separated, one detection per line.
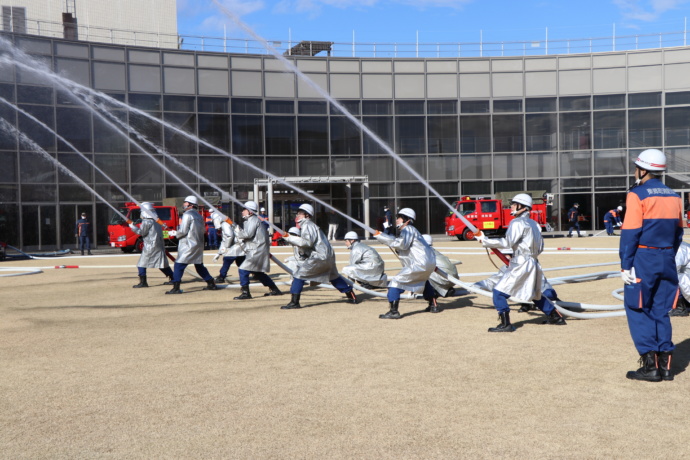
2 235 689 458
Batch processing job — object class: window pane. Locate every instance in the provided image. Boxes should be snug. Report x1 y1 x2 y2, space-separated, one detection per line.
428 155 459 180
131 155 163 183
17 85 53 105
265 116 296 156
461 100 489 113
266 156 296 176
57 153 92 183
164 95 195 112
629 92 661 108
164 112 196 155
629 109 661 147
396 155 426 181
560 151 592 176
331 155 361 175
427 116 458 153
232 115 263 156
593 111 626 149
18 104 55 151
0 152 17 182
366 156 394 181
93 111 128 153
525 97 556 112
298 117 328 155
129 111 162 153
362 100 391 115
461 154 491 179
198 97 229 113
199 156 231 183
266 100 294 114
594 149 627 175
461 181 491 195
231 98 262 113
526 151 557 178
56 108 92 152
526 113 557 151
559 112 591 150
666 91 690 106
560 96 590 111
95 154 128 183
595 176 626 190
667 147 690 173
460 115 491 153
128 93 161 111
232 156 262 182
298 101 327 114
198 113 229 155
331 100 360 115
494 180 524 194
493 153 524 179
395 117 425 154
362 116 393 155
665 107 690 146
395 100 425 114
594 94 625 110
330 117 361 156
493 100 522 113
493 114 523 152
20 151 55 183
299 156 328 175
428 100 457 114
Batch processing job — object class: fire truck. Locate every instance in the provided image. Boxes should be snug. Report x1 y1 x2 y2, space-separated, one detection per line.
108 199 213 253
445 192 553 241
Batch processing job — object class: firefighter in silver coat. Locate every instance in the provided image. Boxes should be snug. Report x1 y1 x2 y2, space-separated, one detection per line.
166 195 217 294
476 193 565 331
129 202 173 288
283 227 306 276
232 201 282 300
342 231 388 288
474 266 559 312
374 207 438 319
281 204 356 310
422 234 458 298
212 211 246 284
671 241 690 316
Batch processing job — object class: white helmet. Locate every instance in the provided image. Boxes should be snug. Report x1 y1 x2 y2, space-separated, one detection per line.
617 206 623 211
260 207 266 212
397 208 416 221
511 193 533 208
344 231 359 240
243 201 258 213
634 149 666 171
298 204 314 217
184 195 198 205
140 202 158 220
287 226 301 236
422 234 433 246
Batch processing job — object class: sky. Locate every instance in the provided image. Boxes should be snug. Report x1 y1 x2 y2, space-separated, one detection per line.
176 0 690 56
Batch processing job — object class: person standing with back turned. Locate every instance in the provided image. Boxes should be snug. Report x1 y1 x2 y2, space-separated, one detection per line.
75 212 92 255
620 149 684 382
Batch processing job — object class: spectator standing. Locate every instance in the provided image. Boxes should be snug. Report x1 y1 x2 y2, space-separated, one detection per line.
75 212 92 255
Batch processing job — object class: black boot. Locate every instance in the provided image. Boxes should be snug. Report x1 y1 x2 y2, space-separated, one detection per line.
165 282 183 295
626 351 661 382
203 278 219 291
264 286 284 296
543 309 567 325
132 275 148 288
214 275 226 284
488 312 515 332
281 293 302 309
425 297 441 313
345 290 358 304
658 351 673 381
163 276 174 286
670 297 689 317
234 285 252 300
87 250 92 255
379 301 401 319
518 303 532 313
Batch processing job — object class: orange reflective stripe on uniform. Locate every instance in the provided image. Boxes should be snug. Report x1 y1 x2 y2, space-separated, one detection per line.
622 193 643 230
640 195 685 221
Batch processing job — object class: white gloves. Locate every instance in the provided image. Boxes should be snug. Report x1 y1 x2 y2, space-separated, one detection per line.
213 253 221 262
128 223 137 231
474 232 487 245
621 269 636 285
168 230 176 237
219 246 227 254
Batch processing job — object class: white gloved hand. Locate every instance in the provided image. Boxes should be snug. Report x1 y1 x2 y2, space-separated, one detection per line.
213 253 221 262
621 269 635 285
128 223 137 231
219 246 227 254
474 231 486 245
616 223 622 227
168 230 176 237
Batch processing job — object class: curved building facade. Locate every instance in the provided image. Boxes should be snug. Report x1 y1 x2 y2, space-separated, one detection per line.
1 32 690 249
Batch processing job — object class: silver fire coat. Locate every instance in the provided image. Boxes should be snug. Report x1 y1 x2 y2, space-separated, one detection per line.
132 219 169 269
474 266 554 296
342 241 388 287
284 244 308 276
374 225 436 293
175 208 205 265
284 218 339 283
481 213 544 303
234 214 271 273
428 248 458 297
676 241 690 302
219 221 245 258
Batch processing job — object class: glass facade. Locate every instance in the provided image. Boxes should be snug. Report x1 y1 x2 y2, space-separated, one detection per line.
1 34 690 249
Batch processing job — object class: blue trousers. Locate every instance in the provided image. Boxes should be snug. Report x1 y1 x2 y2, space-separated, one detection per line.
172 262 212 283
207 229 218 249
78 236 90 251
138 266 173 278
386 282 435 302
493 289 555 315
290 276 352 295
219 256 246 278
604 221 614 235
567 221 580 236
239 269 278 289
624 248 677 354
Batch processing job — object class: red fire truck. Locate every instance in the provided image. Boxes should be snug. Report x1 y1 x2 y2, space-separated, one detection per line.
445 192 553 241
108 200 212 253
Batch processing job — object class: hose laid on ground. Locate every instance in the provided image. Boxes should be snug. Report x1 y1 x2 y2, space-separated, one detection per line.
0 267 43 277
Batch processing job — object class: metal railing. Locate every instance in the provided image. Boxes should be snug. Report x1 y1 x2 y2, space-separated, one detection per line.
3 14 690 57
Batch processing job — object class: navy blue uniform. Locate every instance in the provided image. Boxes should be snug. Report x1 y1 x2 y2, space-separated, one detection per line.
74 217 91 254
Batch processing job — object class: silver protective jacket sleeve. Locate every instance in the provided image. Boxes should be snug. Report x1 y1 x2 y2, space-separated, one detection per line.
341 242 388 286
374 225 435 293
284 219 339 283
234 214 270 273
133 219 169 269
676 241 690 302
219 221 245 257
428 248 458 297
175 209 205 265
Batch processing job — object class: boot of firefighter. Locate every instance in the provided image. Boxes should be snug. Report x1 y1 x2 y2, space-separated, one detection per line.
658 351 673 381
626 351 661 382
132 275 148 288
345 290 358 304
165 282 182 295
518 303 532 313
214 275 226 284
233 285 252 300
488 311 516 332
543 308 566 325
163 276 174 286
379 301 401 319
263 283 283 296
203 278 219 291
670 296 689 317
425 296 441 313
281 293 302 310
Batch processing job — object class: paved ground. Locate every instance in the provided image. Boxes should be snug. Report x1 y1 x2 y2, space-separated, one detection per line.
2 234 689 459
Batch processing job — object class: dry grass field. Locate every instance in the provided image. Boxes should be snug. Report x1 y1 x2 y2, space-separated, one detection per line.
2 234 690 459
